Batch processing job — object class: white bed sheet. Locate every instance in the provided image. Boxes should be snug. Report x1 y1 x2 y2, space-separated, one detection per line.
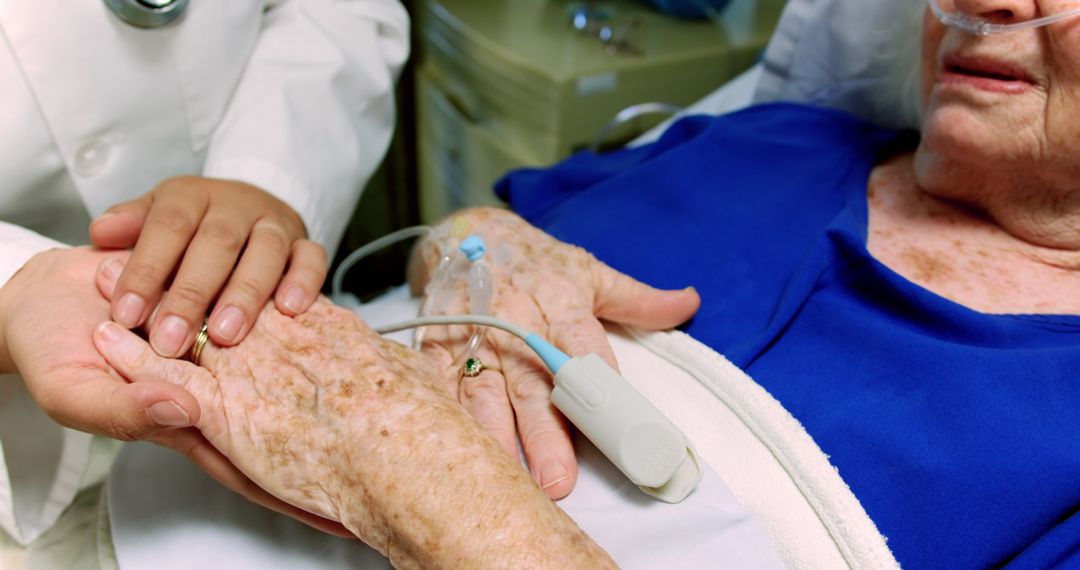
106 289 786 570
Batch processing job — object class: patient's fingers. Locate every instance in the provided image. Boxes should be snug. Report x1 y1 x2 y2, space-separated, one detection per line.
456 331 517 459
495 294 578 500
546 309 619 371
150 428 354 539
420 315 519 458
591 262 700 329
93 321 216 406
419 336 459 397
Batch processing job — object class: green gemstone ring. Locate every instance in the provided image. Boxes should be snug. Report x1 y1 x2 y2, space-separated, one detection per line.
463 357 484 377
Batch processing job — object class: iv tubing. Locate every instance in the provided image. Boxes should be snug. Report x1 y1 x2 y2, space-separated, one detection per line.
377 315 529 342
331 225 432 299
376 315 570 373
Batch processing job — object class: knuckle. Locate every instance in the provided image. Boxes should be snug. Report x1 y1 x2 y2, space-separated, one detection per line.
519 420 567 450
289 261 328 287
510 372 553 403
200 220 246 251
227 278 267 307
155 208 199 238
254 225 291 257
124 257 166 285
301 241 328 266
106 416 145 442
459 373 506 403
169 281 214 309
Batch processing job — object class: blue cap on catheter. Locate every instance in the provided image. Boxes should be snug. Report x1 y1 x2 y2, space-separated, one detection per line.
459 235 486 261
524 333 570 373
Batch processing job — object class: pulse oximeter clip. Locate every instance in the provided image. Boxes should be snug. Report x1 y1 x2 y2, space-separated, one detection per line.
376 314 703 503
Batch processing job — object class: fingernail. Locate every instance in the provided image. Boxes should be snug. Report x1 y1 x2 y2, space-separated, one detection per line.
101 258 123 281
539 461 570 490
281 286 306 314
96 321 123 343
95 321 142 363
211 305 244 343
147 401 191 428
115 293 146 328
683 286 697 293
151 315 189 358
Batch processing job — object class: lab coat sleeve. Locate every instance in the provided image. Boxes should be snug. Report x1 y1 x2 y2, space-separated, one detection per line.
202 0 409 259
0 221 66 290
0 222 95 546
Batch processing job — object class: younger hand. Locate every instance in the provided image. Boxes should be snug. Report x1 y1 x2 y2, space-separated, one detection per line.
90 176 327 357
0 247 198 440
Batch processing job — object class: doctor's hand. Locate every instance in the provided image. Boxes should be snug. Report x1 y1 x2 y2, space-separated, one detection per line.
411 207 700 500
0 247 199 441
89 176 327 358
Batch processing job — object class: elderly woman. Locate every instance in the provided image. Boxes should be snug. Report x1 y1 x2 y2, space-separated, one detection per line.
83 0 1080 567
404 0 1080 568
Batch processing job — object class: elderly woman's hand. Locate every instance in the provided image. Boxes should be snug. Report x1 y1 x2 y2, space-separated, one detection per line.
92 297 616 569
411 207 700 499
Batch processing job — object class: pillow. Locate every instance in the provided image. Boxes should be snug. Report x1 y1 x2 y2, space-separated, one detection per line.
753 0 925 130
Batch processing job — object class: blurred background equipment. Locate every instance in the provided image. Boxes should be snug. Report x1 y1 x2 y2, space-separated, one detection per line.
333 0 785 298
415 0 785 223
647 0 733 19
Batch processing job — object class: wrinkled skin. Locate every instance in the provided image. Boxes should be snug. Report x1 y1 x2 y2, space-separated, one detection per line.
412 208 701 499
93 297 617 569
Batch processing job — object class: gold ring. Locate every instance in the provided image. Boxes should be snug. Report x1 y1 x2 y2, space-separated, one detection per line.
189 321 210 366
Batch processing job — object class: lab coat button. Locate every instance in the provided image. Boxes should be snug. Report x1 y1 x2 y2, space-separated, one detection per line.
74 139 110 177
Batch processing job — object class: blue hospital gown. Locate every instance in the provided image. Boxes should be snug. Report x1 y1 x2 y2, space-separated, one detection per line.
496 104 1080 569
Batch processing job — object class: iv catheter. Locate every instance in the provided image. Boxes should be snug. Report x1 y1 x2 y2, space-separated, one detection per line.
458 235 493 363
928 0 1080 35
376 314 703 503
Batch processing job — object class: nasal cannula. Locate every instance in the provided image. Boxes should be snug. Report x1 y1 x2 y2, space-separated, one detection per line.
927 0 1080 35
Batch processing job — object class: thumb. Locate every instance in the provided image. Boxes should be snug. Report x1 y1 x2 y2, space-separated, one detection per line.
93 321 211 426
89 194 152 249
41 367 200 442
592 264 701 330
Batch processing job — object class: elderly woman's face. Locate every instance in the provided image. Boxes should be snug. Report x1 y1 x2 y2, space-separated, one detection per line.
919 0 1080 184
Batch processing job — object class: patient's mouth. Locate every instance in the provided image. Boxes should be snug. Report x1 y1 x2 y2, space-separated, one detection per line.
940 55 1036 94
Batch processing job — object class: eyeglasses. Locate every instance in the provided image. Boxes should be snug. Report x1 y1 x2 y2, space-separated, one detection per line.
928 0 1080 35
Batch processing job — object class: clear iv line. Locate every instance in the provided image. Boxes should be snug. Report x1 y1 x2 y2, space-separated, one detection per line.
331 225 433 299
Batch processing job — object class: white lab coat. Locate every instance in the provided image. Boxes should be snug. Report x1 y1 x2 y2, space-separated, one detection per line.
0 0 408 545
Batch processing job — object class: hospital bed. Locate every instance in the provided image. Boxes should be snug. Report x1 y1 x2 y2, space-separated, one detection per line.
7 0 928 567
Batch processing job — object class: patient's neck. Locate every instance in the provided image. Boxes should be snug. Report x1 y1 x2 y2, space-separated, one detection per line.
866 153 1080 315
